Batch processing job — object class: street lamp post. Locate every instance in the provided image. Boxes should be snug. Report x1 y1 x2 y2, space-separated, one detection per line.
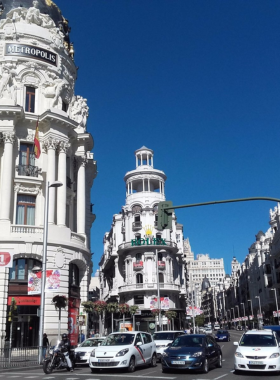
231 307 236 327
38 181 63 364
255 296 262 329
235 305 240 326
248 299 253 328
271 288 280 325
155 249 166 332
240 303 246 328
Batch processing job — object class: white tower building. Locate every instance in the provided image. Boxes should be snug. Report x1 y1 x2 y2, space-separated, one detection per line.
0 0 97 347
99 147 187 332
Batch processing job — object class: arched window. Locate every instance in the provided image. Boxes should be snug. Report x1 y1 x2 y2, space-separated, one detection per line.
9 258 41 281
158 252 163 261
136 253 142 262
25 86 35 113
69 263 79 286
136 273 143 284
159 273 164 283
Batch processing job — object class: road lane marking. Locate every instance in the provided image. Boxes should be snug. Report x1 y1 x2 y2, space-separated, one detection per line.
213 374 228 380
2 374 176 380
143 371 157 375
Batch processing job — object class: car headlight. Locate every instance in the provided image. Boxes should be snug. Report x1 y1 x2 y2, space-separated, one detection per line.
190 351 203 358
157 345 166 348
116 348 129 357
90 349 95 357
270 353 280 358
235 352 244 358
162 351 168 357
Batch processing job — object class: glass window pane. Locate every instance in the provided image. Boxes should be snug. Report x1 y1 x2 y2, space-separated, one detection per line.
18 259 26 280
9 260 16 280
16 205 25 224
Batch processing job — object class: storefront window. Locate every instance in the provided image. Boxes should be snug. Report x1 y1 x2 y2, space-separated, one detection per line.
9 258 41 281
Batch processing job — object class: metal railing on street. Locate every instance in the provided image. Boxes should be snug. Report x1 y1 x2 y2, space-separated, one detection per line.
0 346 40 369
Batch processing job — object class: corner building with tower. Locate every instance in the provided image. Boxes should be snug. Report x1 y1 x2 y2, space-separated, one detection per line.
100 147 187 332
0 0 97 347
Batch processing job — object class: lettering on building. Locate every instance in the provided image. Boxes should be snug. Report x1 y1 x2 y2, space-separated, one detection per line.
131 238 167 246
5 44 57 66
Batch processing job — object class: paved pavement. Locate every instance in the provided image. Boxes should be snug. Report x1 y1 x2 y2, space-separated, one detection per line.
0 330 274 380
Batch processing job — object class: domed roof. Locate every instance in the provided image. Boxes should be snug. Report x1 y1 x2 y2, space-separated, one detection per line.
201 276 211 291
0 0 64 28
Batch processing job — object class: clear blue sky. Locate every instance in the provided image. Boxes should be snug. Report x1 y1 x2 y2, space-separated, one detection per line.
55 0 280 275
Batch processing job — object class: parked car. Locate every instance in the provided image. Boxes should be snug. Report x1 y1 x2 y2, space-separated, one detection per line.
75 337 106 365
234 329 280 373
153 331 185 361
161 334 222 373
215 330 230 342
89 331 157 372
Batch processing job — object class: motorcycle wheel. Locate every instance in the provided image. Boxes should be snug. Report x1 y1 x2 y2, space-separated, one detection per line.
43 359 53 374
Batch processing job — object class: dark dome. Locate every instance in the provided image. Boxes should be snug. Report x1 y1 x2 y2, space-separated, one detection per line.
0 0 64 28
201 277 211 291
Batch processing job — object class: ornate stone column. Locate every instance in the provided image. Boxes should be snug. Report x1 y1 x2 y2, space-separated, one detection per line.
77 156 86 234
0 132 15 220
57 141 69 226
43 138 59 224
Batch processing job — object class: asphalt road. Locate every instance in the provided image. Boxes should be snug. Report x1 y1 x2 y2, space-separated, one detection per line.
0 330 275 380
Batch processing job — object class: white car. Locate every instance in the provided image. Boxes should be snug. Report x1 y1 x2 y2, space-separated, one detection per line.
214 324 220 331
152 331 185 361
234 329 280 373
89 331 157 372
75 337 106 365
205 327 213 335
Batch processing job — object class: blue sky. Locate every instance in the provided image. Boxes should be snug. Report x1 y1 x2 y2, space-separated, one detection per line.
55 0 280 275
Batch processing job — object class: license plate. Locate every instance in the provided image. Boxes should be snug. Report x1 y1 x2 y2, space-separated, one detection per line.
249 361 264 365
98 359 111 362
171 360 185 365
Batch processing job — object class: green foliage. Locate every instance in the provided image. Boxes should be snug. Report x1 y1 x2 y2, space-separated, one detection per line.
8 298 17 322
129 305 139 315
165 310 177 320
81 301 95 313
107 302 119 313
195 314 205 326
118 303 130 315
52 295 68 309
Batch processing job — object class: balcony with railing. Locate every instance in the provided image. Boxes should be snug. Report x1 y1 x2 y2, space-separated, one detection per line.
17 164 40 177
118 282 181 293
132 221 142 231
118 240 177 252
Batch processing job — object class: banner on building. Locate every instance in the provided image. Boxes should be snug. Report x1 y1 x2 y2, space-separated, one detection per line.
273 311 280 317
45 269 61 292
28 269 61 294
249 315 254 320
150 297 170 310
186 306 203 316
257 314 263 319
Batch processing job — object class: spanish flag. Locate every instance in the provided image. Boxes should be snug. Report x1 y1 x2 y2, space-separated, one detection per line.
34 119 41 159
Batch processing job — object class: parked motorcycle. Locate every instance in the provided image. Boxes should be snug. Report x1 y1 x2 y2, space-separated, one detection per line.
43 339 76 374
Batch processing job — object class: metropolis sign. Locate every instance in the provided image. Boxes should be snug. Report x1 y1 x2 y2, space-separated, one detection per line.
5 44 57 66
131 238 167 246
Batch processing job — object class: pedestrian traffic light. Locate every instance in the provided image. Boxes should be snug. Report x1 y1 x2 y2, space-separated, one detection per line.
157 201 173 230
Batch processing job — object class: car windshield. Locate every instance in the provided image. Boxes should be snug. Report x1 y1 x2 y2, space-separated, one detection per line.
153 333 176 340
172 336 204 347
80 339 102 347
217 330 228 334
240 334 276 347
101 334 135 346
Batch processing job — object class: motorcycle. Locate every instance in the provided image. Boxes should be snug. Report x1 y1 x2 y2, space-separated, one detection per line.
43 339 76 374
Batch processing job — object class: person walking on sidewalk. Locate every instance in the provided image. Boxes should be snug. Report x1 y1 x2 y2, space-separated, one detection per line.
42 333 49 360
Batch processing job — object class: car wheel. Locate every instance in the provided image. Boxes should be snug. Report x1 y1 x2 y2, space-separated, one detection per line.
150 353 157 367
127 356 136 373
216 354 222 368
235 369 241 375
202 359 208 373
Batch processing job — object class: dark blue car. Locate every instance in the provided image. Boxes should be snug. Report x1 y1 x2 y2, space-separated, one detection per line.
215 330 230 342
161 334 222 373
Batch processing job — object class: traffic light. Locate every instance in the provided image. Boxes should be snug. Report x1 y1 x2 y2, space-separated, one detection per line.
157 201 173 230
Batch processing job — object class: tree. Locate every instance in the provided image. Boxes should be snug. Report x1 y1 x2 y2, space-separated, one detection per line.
106 303 118 333
129 305 139 331
52 295 68 340
165 310 177 330
118 303 130 330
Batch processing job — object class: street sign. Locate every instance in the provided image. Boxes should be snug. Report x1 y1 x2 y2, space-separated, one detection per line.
136 322 140 326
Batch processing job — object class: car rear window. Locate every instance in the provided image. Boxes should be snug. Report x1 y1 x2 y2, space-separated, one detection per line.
217 330 228 334
172 336 204 347
240 334 276 347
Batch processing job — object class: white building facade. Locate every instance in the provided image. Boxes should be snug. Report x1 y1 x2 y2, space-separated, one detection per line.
99 147 187 332
0 0 97 348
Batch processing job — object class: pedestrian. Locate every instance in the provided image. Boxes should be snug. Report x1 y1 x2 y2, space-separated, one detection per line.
42 333 49 360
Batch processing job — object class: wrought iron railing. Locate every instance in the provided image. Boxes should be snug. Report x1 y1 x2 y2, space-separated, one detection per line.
0 346 40 368
17 165 40 177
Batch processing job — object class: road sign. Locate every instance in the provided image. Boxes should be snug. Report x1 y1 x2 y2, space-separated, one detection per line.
136 322 140 326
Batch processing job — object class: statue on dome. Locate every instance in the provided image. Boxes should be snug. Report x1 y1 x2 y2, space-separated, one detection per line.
0 64 17 103
70 96 89 130
26 0 42 25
